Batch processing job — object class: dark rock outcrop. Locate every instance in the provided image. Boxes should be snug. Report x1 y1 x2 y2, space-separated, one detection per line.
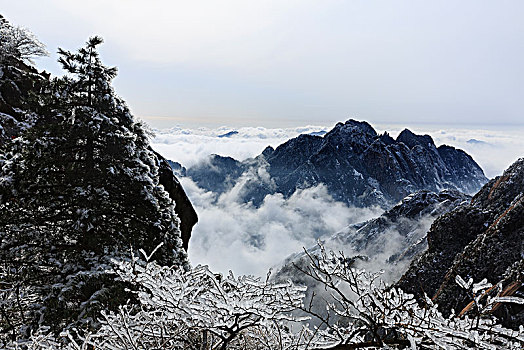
167 160 187 177
397 158 524 328
217 130 239 138
155 151 198 250
187 154 245 195
186 119 487 208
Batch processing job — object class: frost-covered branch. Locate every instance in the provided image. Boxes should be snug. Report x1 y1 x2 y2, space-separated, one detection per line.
0 16 48 64
79 252 313 349
295 245 524 349
4 244 524 349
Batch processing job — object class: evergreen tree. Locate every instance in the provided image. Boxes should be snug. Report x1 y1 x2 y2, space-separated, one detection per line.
0 36 187 341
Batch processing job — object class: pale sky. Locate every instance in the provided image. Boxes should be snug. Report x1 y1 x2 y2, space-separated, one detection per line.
2 1 523 128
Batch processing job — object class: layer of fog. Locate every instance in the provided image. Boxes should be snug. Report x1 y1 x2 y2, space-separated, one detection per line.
152 125 328 168
273 214 437 323
184 178 383 277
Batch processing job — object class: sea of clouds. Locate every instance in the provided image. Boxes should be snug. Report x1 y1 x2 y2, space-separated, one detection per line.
151 125 329 169
150 123 524 276
151 123 524 178
182 180 382 277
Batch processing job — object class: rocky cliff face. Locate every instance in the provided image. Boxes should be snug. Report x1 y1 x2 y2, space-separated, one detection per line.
187 155 245 195
332 189 471 266
272 189 470 324
185 119 487 208
397 158 524 328
156 152 198 250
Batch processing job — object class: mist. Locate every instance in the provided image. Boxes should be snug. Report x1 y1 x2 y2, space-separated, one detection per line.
152 124 328 168
183 178 383 277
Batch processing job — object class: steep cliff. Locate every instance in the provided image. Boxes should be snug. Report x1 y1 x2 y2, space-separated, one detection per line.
397 158 524 328
273 189 470 324
333 189 471 265
276 189 470 282
156 152 198 250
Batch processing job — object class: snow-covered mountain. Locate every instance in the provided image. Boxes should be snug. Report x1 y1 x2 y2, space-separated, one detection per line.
183 119 487 208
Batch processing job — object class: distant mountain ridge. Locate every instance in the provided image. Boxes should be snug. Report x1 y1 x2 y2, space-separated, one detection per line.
183 119 487 208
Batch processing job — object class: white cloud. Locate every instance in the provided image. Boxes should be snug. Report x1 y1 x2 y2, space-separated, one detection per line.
183 178 382 277
150 124 330 168
155 122 523 276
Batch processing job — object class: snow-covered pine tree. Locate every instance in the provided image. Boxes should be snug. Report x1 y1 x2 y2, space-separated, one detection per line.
0 35 187 342
51 36 187 266
0 15 48 146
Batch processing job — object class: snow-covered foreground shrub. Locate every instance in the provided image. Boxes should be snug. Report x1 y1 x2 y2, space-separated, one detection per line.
6 245 524 349
294 246 524 349
85 247 313 349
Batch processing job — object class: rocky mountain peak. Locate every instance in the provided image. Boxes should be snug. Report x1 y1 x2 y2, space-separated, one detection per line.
339 119 377 135
182 119 487 208
378 131 395 145
471 157 524 210
324 119 377 148
187 154 244 195
261 145 275 158
396 128 435 149
267 134 324 173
